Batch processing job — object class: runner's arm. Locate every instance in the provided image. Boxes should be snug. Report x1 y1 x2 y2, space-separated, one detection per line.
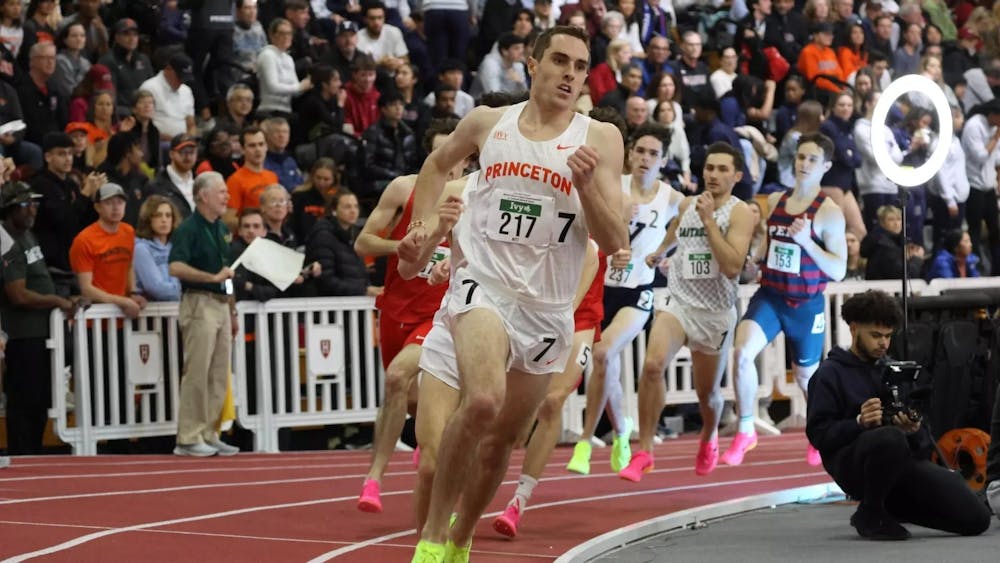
398 179 465 279
355 175 414 257
575 122 628 254
801 200 848 281
705 201 754 279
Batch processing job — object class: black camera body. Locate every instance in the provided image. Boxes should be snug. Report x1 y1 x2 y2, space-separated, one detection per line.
878 360 925 427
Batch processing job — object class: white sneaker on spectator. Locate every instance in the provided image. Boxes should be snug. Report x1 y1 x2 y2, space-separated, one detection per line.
206 439 239 456
173 442 218 457
987 480 1000 518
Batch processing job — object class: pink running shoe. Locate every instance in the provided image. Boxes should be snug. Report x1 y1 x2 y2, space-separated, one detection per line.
618 450 654 482
412 446 421 469
357 479 383 513
720 431 758 466
694 438 719 476
806 444 822 467
492 499 521 538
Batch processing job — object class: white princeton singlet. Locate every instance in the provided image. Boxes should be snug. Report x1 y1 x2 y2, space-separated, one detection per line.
667 195 741 311
605 175 680 289
455 101 591 305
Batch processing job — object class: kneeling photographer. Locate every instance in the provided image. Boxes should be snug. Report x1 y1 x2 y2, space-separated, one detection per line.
806 290 991 540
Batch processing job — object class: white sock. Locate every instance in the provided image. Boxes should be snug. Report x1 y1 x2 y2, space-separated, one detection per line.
513 475 538 510
738 415 755 434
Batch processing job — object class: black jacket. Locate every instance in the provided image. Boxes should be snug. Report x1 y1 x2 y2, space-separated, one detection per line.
765 10 808 64
30 169 96 273
97 45 155 114
806 347 930 460
290 187 326 243
15 74 67 146
860 227 922 281
298 90 345 142
305 217 369 296
361 118 419 194
820 116 861 191
146 168 194 220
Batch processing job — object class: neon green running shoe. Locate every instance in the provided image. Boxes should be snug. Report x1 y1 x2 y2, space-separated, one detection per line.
566 440 592 475
412 540 446 563
611 417 633 472
444 540 471 563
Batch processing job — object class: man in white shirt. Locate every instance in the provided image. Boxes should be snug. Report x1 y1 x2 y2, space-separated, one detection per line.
357 1 409 73
422 59 475 117
138 53 197 140
472 33 527 97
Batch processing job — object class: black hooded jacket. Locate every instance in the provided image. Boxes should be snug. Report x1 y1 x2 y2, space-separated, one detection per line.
806 347 930 460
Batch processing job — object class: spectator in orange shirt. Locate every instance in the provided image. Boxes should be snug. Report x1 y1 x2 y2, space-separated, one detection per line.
837 22 868 82
69 182 148 319
797 22 845 95
224 126 278 231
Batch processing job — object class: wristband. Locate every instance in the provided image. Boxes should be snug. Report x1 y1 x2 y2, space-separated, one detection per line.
406 220 425 233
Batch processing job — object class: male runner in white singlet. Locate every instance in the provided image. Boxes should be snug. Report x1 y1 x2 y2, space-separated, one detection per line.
566 124 682 476
619 142 755 480
397 25 628 563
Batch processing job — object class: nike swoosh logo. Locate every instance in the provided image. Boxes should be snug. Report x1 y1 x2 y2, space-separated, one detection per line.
556 144 576 150
415 335 425 341
544 358 558 365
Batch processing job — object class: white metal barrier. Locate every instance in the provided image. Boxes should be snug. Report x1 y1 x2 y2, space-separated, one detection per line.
46 278 1000 455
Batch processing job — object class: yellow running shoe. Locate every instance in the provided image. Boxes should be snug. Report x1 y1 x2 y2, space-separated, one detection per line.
566 440 592 475
444 540 471 563
610 417 633 472
412 540 446 563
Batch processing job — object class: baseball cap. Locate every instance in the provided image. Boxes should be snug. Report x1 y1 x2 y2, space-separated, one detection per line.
42 132 74 152
94 183 127 203
65 122 89 135
86 64 115 92
167 52 195 82
337 20 358 35
170 133 198 151
114 18 139 35
1 182 42 209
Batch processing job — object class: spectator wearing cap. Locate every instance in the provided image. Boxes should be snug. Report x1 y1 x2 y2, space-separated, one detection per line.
256 18 312 119
1 181 86 455
30 133 102 295
19 0 58 71
58 0 109 62
0 73 43 172
69 182 147 319
147 134 199 219
234 0 268 74
343 55 380 137
97 18 154 117
138 52 197 139
471 32 527 98
797 22 845 94
68 63 114 124
422 59 474 118
298 64 349 141
322 20 363 88
52 21 91 100
16 42 68 148
357 1 408 74
262 117 305 192
360 91 418 198
132 195 182 301
168 170 239 458
96 132 148 226
224 126 279 230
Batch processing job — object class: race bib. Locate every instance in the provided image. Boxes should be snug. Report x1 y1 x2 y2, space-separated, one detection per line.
606 263 634 285
766 240 801 274
486 190 554 246
417 246 450 279
683 250 718 279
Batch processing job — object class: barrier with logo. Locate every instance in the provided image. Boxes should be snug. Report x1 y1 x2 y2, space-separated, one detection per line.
46 279 999 455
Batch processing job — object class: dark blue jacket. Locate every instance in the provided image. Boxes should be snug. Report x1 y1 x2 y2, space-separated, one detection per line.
264 151 305 193
806 347 930 460
925 250 981 281
820 116 861 190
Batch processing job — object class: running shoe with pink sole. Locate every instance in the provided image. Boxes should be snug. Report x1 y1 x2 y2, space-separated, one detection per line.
806 444 822 466
720 431 758 466
618 450 654 482
694 438 719 475
357 479 383 513
413 446 421 469
492 499 522 538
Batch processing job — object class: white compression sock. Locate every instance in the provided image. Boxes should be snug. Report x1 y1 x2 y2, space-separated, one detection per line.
513 475 538 509
738 415 755 434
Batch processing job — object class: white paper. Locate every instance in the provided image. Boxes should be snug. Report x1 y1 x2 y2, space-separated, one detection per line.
0 120 26 136
232 237 305 291
0 224 14 255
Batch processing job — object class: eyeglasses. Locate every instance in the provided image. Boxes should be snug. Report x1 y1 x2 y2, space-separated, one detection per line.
16 200 39 208
267 200 291 208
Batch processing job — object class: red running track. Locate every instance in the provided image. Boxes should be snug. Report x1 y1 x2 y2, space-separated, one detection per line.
0 433 829 562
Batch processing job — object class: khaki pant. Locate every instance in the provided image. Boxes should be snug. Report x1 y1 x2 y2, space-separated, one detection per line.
176 291 232 445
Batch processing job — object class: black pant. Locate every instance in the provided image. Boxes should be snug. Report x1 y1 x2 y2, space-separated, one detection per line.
827 426 991 535
4 337 51 455
988 374 1000 484
965 189 1000 274
927 194 966 253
